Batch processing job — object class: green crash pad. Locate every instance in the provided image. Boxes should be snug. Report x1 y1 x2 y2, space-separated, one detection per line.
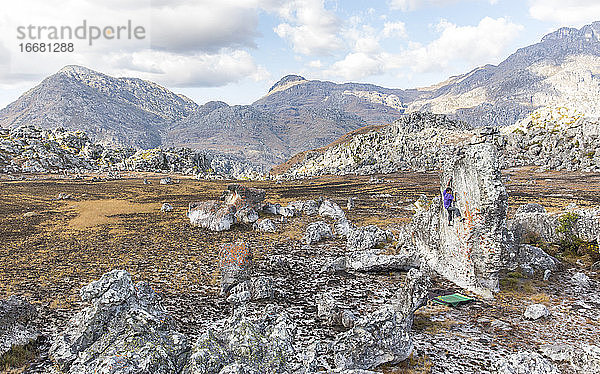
432 293 475 307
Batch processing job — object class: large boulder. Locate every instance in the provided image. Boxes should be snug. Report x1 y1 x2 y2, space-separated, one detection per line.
319 199 346 220
222 184 266 208
49 270 189 374
235 207 259 224
410 143 515 297
345 251 420 273
493 352 560 374
253 218 277 233
303 221 333 245
346 225 393 251
514 244 558 273
0 296 40 356
188 201 236 231
331 268 430 370
182 306 297 374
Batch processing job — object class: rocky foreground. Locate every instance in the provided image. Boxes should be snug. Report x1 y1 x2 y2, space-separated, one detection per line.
1 139 599 373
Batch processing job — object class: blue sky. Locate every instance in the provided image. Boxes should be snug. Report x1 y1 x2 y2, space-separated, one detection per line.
0 0 599 108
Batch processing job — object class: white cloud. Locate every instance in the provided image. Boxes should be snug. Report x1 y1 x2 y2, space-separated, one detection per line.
307 59 323 68
529 0 600 27
273 0 342 55
389 0 498 12
326 17 523 80
325 52 384 79
382 21 407 38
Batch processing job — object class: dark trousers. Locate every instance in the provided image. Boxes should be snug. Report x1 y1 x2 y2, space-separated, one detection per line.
447 206 461 223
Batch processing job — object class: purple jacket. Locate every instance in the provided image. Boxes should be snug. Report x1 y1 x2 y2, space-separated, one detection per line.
443 191 453 209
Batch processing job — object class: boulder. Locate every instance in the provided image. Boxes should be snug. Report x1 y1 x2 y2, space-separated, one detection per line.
182 306 296 374
319 199 346 220
345 251 420 273
493 352 560 374
188 201 236 231
303 221 333 245
234 207 259 224
410 143 515 298
49 270 188 373
219 241 252 294
335 218 356 238
571 272 590 288
524 304 549 320
253 218 277 233
514 244 558 272
346 225 393 251
161 203 173 212
57 193 73 200
347 197 356 210
222 184 266 208
302 200 320 216
540 343 600 373
226 277 274 304
159 176 173 185
0 296 40 356
332 268 430 370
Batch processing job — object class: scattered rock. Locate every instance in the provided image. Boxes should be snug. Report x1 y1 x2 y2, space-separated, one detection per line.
188 200 236 231
23 211 39 218
0 296 40 356
319 199 345 220
161 203 173 212
591 261 600 272
227 277 274 304
253 218 277 233
540 343 600 373
516 203 547 214
346 225 393 251
159 176 173 185
303 221 333 245
543 269 552 281
234 207 259 224
182 306 296 373
143 178 151 184
347 197 356 210
223 184 266 208
57 193 73 200
571 272 590 288
524 304 549 320
335 218 356 238
49 269 189 374
493 352 560 374
331 268 430 370
515 244 558 273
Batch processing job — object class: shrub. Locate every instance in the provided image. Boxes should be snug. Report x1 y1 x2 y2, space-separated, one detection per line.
557 212 582 254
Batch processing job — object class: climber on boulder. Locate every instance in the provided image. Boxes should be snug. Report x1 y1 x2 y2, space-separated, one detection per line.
443 184 463 226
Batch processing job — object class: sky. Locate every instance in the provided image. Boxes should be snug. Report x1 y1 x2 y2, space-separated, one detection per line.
0 0 599 108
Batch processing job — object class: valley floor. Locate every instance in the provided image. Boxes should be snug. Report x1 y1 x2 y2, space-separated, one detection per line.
1 168 599 373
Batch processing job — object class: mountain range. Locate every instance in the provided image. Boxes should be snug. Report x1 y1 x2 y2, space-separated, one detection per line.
1 22 599 168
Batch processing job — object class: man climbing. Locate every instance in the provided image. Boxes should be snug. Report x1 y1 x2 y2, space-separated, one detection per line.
443 178 463 226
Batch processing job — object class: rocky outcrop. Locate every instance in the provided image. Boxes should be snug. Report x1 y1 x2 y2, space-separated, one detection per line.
182 306 296 374
410 143 515 298
316 292 356 328
524 304 550 320
319 199 346 220
188 201 237 232
509 205 600 244
513 244 558 273
0 296 40 355
346 225 393 251
331 268 430 370
493 352 560 374
303 221 333 245
345 251 420 273
49 269 189 373
253 218 277 233
540 343 600 373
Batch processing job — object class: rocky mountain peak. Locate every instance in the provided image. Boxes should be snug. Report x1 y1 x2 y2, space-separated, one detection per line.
541 22 600 43
267 74 307 94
